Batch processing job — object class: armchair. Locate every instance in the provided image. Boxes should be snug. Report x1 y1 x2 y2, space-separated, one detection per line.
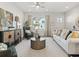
23 26 33 39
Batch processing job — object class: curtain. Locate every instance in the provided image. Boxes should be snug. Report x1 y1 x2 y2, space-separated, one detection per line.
27 15 51 37
45 15 51 36
28 15 32 26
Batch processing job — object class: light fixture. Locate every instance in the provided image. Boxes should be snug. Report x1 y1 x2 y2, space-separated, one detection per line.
36 5 40 8
32 2 44 9
65 6 69 9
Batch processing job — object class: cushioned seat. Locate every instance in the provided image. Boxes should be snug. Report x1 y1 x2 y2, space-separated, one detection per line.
0 46 17 57
23 26 33 39
8 46 17 57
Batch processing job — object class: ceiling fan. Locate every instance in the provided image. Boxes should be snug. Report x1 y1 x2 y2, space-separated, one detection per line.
32 2 45 8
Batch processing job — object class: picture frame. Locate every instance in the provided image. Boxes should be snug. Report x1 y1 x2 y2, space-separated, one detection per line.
5 11 13 27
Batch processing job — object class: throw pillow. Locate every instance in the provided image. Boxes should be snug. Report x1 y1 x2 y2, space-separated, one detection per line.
60 29 68 38
25 30 31 34
65 30 72 40
71 31 79 38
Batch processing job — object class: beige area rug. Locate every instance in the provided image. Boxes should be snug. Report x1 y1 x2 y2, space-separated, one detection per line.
15 37 68 57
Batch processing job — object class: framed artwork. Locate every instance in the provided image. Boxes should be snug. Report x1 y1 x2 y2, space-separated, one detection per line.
32 16 45 30
5 11 13 27
0 8 5 26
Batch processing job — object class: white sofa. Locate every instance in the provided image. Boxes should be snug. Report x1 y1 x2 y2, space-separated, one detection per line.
53 31 79 56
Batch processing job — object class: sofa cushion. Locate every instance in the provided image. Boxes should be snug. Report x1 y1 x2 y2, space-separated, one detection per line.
57 30 63 36
71 31 79 38
60 29 66 37
60 29 69 39
53 30 58 35
25 30 31 34
0 46 17 57
8 46 17 57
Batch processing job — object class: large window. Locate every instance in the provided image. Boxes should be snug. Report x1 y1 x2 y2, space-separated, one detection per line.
32 16 45 31
57 17 63 23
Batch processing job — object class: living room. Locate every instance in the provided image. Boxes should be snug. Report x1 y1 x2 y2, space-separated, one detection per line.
0 1 79 57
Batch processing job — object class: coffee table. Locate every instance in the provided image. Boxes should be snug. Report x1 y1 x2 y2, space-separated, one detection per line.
31 37 46 50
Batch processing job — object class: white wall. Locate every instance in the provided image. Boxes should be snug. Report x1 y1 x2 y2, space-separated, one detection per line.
65 5 79 30
24 12 65 27
24 12 65 36
0 3 65 37
0 2 24 29
0 2 24 37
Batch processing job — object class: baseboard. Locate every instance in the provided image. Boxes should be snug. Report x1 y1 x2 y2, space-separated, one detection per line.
68 54 79 57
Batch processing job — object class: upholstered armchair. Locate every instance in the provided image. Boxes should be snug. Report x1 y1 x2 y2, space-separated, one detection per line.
23 26 33 39
0 46 17 57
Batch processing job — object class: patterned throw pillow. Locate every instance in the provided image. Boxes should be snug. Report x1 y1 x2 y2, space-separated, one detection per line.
63 30 70 39
65 31 72 40
53 30 58 35
60 29 68 38
71 31 79 38
57 30 62 36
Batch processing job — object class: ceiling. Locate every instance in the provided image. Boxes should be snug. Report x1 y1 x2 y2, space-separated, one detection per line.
14 2 79 13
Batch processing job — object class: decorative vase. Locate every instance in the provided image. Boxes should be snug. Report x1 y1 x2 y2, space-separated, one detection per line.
35 34 40 41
